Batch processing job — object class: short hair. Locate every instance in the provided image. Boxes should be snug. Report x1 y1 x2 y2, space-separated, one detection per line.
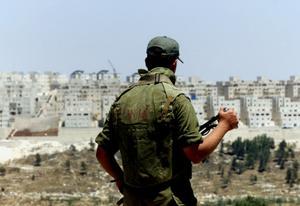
145 47 177 70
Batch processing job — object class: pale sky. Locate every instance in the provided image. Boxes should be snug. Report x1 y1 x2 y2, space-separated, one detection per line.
0 0 300 81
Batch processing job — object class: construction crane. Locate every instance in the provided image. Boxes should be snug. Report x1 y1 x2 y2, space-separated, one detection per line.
108 59 118 78
35 89 58 118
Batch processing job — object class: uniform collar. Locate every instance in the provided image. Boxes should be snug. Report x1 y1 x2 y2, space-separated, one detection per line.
138 67 176 84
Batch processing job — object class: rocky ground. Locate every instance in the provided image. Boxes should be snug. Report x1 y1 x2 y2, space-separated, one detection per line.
0 143 299 206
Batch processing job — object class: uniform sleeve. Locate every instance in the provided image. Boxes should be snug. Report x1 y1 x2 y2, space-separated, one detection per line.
95 106 119 154
172 94 202 147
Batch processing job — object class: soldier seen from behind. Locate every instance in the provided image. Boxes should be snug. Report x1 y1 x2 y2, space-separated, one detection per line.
96 36 239 206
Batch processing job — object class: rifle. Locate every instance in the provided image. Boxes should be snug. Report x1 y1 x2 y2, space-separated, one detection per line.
199 108 229 135
199 114 219 135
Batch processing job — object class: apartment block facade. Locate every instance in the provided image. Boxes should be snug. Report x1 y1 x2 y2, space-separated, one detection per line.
1 71 300 129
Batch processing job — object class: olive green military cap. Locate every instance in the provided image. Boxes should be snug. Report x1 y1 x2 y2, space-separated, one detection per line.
147 36 183 63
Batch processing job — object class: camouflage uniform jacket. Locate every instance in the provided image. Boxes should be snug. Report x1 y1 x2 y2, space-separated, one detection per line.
95 67 202 189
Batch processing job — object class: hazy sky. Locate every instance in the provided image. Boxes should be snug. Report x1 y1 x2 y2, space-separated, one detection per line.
0 0 300 81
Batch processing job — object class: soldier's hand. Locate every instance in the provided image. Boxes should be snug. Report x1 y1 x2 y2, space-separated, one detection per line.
218 107 239 131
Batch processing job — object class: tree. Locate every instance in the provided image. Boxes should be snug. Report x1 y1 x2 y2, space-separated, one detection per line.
292 160 299 182
258 155 268 173
65 160 71 173
255 135 272 173
275 140 287 166
245 153 255 170
69 144 77 152
230 156 244 174
293 160 299 172
285 159 299 188
279 158 285 170
69 144 77 156
217 161 225 178
0 165 6 176
33 153 42 167
286 167 296 188
79 161 87 176
230 156 238 171
89 138 95 152
288 147 295 159
231 137 245 159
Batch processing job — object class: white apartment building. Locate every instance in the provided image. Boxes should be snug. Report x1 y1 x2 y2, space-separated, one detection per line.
101 95 117 122
208 96 241 118
217 77 253 99
97 70 120 83
70 70 88 81
0 103 10 128
286 76 300 100
126 72 140 83
176 76 186 85
218 76 285 99
190 96 209 124
64 99 94 128
4 70 300 129
255 76 286 97
176 76 218 99
0 90 10 128
273 97 300 128
0 72 60 118
188 85 218 99
4 81 37 117
29 72 51 94
240 97 275 127
34 90 61 118
0 72 24 83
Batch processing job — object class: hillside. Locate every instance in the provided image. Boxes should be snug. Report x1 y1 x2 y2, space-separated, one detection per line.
0 136 299 206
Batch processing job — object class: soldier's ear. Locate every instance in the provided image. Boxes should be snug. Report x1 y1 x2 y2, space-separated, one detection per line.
170 59 177 73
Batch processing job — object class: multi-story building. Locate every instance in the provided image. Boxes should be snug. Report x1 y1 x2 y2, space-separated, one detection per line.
3 70 300 129
126 72 140 83
5 81 37 117
217 77 253 99
190 96 209 124
286 76 300 100
64 99 94 128
240 97 274 127
176 76 218 99
0 98 10 128
218 76 285 99
273 97 300 128
208 96 241 118
255 76 286 97
100 95 117 123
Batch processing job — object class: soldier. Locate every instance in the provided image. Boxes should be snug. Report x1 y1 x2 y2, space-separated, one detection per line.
96 36 238 206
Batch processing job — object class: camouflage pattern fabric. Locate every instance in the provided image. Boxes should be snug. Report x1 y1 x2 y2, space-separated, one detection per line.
123 186 183 206
96 67 202 205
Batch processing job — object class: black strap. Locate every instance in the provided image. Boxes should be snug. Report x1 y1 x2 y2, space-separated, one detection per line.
138 74 173 85
154 73 160 84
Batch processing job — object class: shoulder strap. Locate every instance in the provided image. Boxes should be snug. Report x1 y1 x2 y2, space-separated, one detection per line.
161 82 185 116
162 82 185 101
